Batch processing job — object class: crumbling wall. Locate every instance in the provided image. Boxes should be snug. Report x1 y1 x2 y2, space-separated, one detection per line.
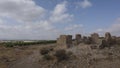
111 36 117 45
57 35 72 48
105 32 112 46
82 36 91 44
57 32 119 49
91 33 99 44
75 34 82 45
99 32 116 49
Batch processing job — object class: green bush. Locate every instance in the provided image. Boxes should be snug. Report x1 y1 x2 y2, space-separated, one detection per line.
2 40 56 47
4 42 14 47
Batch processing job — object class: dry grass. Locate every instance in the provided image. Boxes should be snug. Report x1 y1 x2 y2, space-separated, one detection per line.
0 43 120 68
0 45 34 68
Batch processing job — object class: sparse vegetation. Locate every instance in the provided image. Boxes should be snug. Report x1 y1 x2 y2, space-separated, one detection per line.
54 49 69 61
40 48 50 55
2 40 56 47
4 42 14 47
1 32 120 68
42 54 54 60
90 45 97 49
40 48 73 62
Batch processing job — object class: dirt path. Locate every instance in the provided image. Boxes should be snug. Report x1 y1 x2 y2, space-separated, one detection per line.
9 48 40 68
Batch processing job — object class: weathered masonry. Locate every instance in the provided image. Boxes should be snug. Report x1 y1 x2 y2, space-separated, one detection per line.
57 35 72 48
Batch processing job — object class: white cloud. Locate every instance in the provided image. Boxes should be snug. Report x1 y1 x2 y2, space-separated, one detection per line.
96 29 103 32
0 0 74 40
91 28 104 36
65 24 83 31
63 24 84 36
93 18 120 36
50 1 73 23
76 0 92 9
105 18 120 36
0 0 45 22
0 19 4 24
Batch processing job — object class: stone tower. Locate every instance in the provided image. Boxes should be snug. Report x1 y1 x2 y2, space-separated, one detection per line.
91 33 99 44
75 34 82 45
57 35 72 48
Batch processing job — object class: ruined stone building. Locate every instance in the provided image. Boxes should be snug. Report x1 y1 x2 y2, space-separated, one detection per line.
57 32 119 49
105 32 112 45
75 34 82 45
57 35 72 48
91 33 99 44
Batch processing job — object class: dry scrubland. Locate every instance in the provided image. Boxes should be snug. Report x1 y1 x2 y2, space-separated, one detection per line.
0 43 120 68
0 32 120 68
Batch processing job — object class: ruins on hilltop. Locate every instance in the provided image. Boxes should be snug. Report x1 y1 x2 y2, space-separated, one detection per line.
57 32 120 48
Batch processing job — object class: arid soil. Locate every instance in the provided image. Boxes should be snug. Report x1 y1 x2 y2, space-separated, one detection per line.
0 43 120 68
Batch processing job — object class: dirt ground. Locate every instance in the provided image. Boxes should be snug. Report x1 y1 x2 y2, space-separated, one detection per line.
0 43 120 68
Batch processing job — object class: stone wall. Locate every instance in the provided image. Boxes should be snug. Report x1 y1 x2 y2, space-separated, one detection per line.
57 35 72 48
105 32 112 45
75 34 82 45
91 33 99 44
57 32 120 49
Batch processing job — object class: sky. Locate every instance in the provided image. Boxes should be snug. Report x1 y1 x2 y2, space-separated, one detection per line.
0 0 120 40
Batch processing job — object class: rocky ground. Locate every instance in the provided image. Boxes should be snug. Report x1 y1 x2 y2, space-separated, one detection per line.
0 43 120 68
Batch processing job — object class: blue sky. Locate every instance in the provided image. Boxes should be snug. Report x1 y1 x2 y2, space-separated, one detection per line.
0 0 120 40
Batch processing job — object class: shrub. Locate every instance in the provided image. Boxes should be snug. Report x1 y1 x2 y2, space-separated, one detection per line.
90 45 97 49
99 40 108 49
54 49 69 61
49 47 54 51
4 42 14 47
40 48 50 55
67 51 73 56
83 39 91 44
43 54 54 60
2 40 56 47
